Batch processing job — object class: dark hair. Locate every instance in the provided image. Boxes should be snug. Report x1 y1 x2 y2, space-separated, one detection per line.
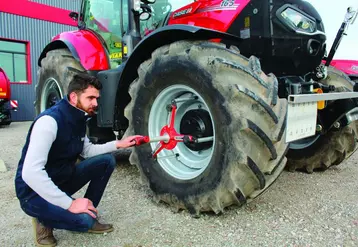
67 73 102 95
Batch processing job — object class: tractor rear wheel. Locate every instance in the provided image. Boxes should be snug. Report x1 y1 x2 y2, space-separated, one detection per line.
0 101 11 126
125 41 288 215
35 48 115 143
35 48 84 115
286 67 358 173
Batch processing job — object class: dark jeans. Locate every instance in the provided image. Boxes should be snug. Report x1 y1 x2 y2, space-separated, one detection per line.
19 153 116 232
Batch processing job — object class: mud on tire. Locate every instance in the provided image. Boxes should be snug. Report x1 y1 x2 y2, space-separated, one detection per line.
286 67 358 173
125 41 289 215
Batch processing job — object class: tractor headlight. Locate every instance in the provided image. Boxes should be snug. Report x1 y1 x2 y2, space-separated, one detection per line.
279 7 316 34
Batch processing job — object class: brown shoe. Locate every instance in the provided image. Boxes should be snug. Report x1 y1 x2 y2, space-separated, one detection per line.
32 218 57 247
88 220 114 234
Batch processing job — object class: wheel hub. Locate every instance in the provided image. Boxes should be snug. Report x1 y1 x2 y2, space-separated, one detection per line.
41 78 63 112
46 91 60 109
151 103 195 158
180 109 213 151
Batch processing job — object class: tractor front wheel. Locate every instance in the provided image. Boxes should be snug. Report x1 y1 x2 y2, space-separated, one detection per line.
125 41 288 215
286 67 358 173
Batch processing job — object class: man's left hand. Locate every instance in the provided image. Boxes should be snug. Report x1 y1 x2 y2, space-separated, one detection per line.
116 135 143 148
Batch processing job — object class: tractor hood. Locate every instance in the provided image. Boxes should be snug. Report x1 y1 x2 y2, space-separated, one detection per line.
331 60 358 76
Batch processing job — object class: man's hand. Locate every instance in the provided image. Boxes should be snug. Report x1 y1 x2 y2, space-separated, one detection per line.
116 135 143 148
68 198 98 218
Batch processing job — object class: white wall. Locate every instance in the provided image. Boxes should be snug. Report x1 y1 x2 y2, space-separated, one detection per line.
308 0 358 60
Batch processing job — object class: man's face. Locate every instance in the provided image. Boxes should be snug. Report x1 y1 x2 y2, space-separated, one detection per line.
73 86 100 116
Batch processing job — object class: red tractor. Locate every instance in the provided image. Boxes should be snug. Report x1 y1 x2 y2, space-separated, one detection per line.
36 0 358 215
330 60 358 83
0 68 15 125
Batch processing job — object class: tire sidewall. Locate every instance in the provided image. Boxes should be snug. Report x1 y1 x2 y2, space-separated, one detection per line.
132 56 234 198
36 69 66 115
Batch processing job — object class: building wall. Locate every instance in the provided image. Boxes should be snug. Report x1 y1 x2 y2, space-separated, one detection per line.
30 0 81 11
0 0 81 121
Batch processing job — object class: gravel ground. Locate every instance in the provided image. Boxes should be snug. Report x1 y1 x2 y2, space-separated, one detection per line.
1 122 358 247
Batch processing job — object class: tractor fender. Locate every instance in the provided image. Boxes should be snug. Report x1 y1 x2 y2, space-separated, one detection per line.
0 67 11 100
118 24 241 91
38 30 110 71
113 24 242 130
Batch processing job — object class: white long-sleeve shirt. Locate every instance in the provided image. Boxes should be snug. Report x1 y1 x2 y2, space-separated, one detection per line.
22 115 117 210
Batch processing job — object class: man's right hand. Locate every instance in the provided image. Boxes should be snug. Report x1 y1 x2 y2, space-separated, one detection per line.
116 135 144 148
68 198 98 218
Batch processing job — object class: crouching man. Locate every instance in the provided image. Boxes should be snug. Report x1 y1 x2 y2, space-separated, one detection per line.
14 73 141 246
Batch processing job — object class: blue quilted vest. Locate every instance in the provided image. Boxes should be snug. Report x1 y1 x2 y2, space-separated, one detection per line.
15 97 88 202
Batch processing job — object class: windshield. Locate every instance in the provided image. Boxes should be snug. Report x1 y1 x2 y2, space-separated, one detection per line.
82 0 194 67
84 0 122 35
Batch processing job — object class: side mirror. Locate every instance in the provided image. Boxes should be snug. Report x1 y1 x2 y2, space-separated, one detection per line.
69 12 79 20
140 12 151 21
142 0 156 4
139 4 152 20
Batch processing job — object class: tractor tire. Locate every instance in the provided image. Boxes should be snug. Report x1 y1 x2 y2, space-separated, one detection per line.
0 102 11 126
286 67 358 173
35 48 84 115
35 48 115 143
124 41 288 215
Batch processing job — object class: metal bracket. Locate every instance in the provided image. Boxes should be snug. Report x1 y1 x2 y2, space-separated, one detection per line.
288 92 358 103
286 92 358 142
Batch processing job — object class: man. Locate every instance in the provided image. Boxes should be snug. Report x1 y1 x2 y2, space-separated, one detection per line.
15 73 141 247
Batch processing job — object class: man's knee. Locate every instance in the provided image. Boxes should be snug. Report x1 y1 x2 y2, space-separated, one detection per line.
75 213 96 231
103 154 116 171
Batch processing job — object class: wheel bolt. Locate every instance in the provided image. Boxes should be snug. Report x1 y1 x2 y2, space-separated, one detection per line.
333 122 341 129
316 125 323 132
166 104 172 112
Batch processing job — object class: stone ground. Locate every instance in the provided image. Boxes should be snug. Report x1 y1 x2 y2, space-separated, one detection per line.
1 122 358 247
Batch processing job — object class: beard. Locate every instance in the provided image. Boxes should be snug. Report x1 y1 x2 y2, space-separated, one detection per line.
76 99 97 116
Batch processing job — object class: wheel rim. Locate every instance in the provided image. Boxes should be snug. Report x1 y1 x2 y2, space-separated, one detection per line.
289 135 320 150
40 78 63 112
148 84 215 180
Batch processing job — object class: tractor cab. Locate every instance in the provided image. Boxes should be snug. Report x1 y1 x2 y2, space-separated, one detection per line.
73 0 193 68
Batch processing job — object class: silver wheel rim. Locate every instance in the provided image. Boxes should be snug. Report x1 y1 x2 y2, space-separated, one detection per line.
289 135 320 150
40 78 63 112
148 84 215 180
